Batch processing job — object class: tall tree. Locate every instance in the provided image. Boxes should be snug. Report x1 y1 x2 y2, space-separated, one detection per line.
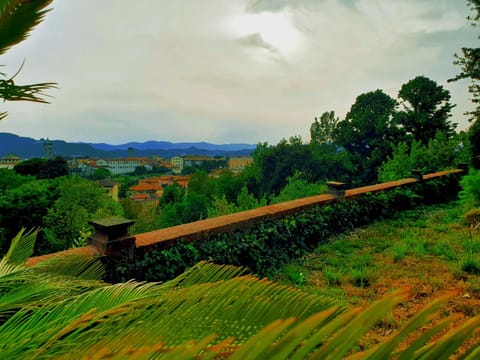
396 76 456 144
334 89 397 184
0 0 56 120
449 0 480 168
310 111 339 145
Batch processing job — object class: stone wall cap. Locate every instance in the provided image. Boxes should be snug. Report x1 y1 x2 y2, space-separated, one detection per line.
89 216 134 228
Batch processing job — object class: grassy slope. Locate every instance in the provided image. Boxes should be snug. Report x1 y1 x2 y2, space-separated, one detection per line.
275 200 480 354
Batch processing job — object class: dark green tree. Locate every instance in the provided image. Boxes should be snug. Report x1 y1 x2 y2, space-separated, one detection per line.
91 167 112 180
256 137 318 196
396 76 456 144
0 168 34 195
158 182 185 207
334 89 397 184
188 170 215 200
43 176 122 251
13 158 46 177
449 0 480 168
0 179 57 254
37 156 68 179
310 111 339 145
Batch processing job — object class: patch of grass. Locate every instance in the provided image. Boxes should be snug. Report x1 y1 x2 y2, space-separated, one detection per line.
466 276 480 298
323 267 342 286
429 241 458 260
391 242 408 262
349 267 372 288
283 263 308 286
461 255 480 275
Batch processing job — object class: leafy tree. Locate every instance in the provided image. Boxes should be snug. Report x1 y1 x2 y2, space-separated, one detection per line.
256 137 319 196
213 170 243 204
91 167 111 180
182 192 210 223
396 76 456 144
449 0 480 121
0 0 56 120
159 182 185 207
0 179 57 254
310 111 339 145
13 157 46 176
43 176 122 251
334 89 397 184
13 156 68 179
470 119 480 168
207 195 236 217
449 0 480 168
378 132 468 182
133 165 148 175
0 168 34 195
37 156 68 179
271 172 327 204
188 170 215 200
236 185 266 211
120 198 159 234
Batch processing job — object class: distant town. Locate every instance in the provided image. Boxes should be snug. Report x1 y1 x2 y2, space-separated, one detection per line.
0 139 254 204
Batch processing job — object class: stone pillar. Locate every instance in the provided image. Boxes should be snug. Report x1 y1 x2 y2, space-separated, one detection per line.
326 181 347 199
88 216 135 256
411 169 423 181
88 216 136 281
458 163 469 174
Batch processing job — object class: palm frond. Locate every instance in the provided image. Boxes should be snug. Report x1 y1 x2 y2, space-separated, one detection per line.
33 254 105 280
0 0 53 55
3 227 38 264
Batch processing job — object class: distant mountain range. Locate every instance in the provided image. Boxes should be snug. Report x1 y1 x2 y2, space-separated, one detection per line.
0 133 256 159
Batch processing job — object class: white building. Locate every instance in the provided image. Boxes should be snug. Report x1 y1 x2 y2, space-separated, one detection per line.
96 158 149 175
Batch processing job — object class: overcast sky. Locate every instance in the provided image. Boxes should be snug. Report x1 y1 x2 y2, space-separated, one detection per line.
1 0 477 145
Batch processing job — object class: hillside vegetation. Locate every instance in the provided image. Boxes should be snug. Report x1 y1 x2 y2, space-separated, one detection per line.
275 200 480 356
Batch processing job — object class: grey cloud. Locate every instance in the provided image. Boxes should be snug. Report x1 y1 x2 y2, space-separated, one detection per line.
245 0 357 13
237 33 277 52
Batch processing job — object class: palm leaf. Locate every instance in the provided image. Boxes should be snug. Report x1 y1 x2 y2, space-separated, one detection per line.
3 228 38 264
0 0 53 55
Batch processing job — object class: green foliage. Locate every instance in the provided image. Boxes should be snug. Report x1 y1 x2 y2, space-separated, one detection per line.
378 132 467 182
120 198 159 234
43 176 122 252
310 111 339 145
36 156 68 179
469 119 480 168
0 168 34 195
271 172 327 204
334 89 397 184
283 263 308 286
207 195 237 217
449 0 480 122
90 167 111 180
459 169 480 208
396 76 456 144
13 156 68 179
13 157 46 176
0 179 56 254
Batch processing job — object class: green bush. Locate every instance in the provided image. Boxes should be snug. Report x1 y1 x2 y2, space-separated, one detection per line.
459 168 480 208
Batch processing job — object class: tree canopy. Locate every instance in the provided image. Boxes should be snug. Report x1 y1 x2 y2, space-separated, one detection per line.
396 75 456 144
